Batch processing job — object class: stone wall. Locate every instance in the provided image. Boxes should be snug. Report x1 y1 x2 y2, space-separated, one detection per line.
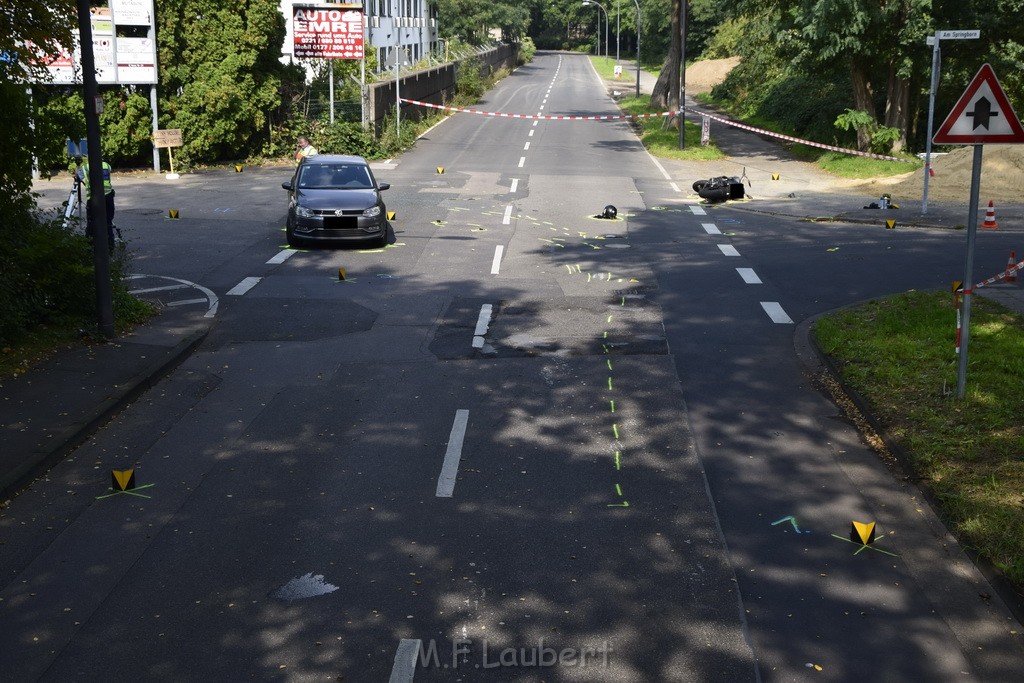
367 44 519 134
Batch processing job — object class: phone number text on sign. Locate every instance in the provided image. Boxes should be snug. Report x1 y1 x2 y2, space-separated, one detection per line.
293 7 364 59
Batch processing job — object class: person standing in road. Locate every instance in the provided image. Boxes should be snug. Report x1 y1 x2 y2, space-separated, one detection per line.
74 159 116 250
295 135 318 163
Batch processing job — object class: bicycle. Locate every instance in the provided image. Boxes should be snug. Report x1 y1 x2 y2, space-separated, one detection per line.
62 171 85 233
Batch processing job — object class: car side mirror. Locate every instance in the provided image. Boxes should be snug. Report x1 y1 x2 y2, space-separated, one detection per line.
377 182 390 191
281 181 293 191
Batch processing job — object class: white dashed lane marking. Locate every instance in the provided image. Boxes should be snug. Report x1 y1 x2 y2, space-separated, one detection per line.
689 205 707 216
436 410 470 497
761 302 794 324
718 245 740 257
702 223 721 235
737 268 762 284
226 276 262 296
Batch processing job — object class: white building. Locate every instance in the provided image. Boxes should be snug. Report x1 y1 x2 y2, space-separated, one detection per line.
280 0 440 73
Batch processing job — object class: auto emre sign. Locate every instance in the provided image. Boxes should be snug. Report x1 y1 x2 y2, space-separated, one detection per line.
293 4 365 60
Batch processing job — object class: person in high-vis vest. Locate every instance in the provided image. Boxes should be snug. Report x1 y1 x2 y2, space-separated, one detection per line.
74 160 116 249
295 136 318 163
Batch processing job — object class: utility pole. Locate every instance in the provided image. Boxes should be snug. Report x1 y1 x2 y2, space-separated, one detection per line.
76 0 114 339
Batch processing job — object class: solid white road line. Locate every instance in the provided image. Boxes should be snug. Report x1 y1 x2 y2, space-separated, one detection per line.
718 245 740 257
436 410 470 497
166 298 210 307
518 157 526 168
702 223 721 235
669 182 681 193
128 284 190 294
761 302 794 324
737 268 762 284
502 205 514 225
689 205 707 216
647 155 673 181
130 274 219 318
389 639 422 682
474 304 493 336
510 178 519 193
226 276 262 296
491 245 504 275
266 250 296 265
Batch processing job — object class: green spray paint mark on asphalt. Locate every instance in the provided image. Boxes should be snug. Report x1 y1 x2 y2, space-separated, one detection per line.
615 483 623 497
612 423 619 440
610 399 615 412
615 450 621 470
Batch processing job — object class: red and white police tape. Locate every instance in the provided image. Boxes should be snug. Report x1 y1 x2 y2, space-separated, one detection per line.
399 98 917 164
399 98 674 121
974 257 1024 289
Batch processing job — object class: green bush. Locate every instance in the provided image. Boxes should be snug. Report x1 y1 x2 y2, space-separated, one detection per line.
0 212 93 343
517 37 536 65
455 57 486 100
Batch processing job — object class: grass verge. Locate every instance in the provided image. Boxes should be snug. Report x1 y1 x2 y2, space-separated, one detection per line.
590 57 724 161
814 290 1024 592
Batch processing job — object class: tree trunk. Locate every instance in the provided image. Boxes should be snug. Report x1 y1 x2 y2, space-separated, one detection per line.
650 0 681 120
884 65 910 153
850 58 875 151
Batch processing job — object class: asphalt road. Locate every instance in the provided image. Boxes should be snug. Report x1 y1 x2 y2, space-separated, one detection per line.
6 52 1024 681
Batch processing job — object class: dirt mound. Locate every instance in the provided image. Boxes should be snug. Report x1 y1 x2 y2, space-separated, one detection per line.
686 57 741 95
853 145 1024 204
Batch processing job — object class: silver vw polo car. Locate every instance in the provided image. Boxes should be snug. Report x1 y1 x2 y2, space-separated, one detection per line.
282 155 390 247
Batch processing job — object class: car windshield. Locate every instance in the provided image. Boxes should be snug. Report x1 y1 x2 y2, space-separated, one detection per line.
298 164 374 190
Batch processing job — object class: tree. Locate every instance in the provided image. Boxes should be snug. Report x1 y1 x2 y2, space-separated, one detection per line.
650 0 681 119
156 0 296 163
0 0 77 204
437 0 532 45
0 0 76 82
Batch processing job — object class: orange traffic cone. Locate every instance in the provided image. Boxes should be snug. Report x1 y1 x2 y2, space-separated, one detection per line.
982 200 998 229
1008 251 1018 283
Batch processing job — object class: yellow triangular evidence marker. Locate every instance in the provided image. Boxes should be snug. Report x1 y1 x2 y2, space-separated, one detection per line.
168 209 180 219
886 219 896 230
851 520 876 545
387 211 396 220
111 469 136 491
338 268 347 281
771 173 780 181
436 167 445 174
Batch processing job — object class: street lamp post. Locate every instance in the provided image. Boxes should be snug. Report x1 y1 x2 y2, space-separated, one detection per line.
631 0 641 98
582 1 609 61
616 0 620 63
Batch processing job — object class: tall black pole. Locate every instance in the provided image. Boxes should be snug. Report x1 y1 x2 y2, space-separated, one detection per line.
76 0 114 338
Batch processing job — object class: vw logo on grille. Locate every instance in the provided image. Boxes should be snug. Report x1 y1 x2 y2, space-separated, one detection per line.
334 209 345 216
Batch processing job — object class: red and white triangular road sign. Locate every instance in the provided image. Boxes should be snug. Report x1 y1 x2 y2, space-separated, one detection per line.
933 63 1024 144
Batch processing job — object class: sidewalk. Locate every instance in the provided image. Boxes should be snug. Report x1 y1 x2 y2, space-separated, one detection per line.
0 309 210 500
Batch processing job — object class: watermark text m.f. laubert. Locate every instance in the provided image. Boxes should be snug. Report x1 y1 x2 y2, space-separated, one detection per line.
417 637 613 670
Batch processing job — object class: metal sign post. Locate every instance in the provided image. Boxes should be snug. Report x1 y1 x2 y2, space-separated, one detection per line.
922 29 979 214
932 63 1024 398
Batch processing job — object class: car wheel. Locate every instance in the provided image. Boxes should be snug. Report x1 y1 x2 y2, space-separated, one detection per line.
286 230 305 249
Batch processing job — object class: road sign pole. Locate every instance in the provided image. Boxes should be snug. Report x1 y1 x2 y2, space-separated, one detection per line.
923 30 980 214
922 35 941 214
956 144 984 399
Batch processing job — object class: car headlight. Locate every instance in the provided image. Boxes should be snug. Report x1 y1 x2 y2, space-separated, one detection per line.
362 205 381 218
295 205 315 218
